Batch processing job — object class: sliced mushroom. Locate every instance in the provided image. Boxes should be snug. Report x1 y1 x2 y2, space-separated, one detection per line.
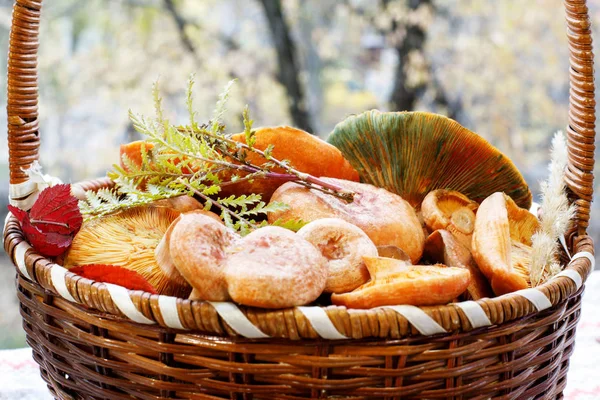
421 189 478 250
331 256 471 309
424 229 493 300
472 192 540 296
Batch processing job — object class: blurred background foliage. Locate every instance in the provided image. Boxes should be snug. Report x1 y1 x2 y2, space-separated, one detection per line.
0 0 599 348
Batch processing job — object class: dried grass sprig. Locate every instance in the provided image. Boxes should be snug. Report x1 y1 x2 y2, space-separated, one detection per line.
530 131 576 286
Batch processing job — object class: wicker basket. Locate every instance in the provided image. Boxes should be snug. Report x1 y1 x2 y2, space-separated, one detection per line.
4 0 596 399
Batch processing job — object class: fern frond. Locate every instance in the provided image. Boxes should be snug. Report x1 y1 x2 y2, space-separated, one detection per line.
80 75 350 231
265 218 308 232
235 220 253 236
84 190 104 209
243 105 255 148
186 74 197 129
211 79 236 134
238 200 289 217
140 142 151 170
218 193 262 208
221 209 234 229
78 199 93 214
152 80 165 129
202 185 221 196
120 153 141 174
95 188 121 204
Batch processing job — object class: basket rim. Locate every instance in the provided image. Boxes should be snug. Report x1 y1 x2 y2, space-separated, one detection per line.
4 187 595 341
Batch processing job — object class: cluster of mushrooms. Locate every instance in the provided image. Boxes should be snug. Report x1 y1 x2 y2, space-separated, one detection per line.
61 110 540 309
62 180 538 309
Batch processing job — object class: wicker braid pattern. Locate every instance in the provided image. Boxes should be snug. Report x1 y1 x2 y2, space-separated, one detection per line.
564 1 596 235
4 0 596 398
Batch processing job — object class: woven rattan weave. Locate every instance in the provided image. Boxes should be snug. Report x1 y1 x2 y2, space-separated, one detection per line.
4 0 596 398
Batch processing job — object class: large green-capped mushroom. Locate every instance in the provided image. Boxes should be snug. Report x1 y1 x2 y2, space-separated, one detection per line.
327 110 532 209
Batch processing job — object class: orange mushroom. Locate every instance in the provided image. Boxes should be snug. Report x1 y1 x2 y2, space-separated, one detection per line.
471 192 540 296
331 256 471 309
424 229 492 300
297 218 377 294
421 189 478 249
268 179 425 263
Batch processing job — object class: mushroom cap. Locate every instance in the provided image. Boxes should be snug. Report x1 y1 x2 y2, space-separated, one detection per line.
155 210 223 284
168 212 239 301
219 126 359 200
327 111 532 209
422 190 478 231
331 256 471 309
377 245 411 262
224 226 328 308
424 229 493 300
472 192 539 296
152 195 206 214
268 178 425 263
63 207 190 297
296 218 377 294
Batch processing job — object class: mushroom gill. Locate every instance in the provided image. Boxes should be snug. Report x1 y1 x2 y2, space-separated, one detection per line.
63 207 191 297
327 111 532 209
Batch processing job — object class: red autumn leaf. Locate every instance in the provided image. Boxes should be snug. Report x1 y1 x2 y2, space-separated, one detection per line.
7 205 28 225
22 218 73 257
7 184 82 257
69 264 158 294
29 184 82 235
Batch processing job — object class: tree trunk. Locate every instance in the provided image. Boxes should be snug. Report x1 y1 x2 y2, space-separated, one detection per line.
388 0 431 111
163 0 198 57
258 0 314 133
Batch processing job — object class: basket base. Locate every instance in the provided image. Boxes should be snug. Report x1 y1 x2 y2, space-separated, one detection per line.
16 273 583 400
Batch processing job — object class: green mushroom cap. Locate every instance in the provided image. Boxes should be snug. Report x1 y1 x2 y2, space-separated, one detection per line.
327 110 532 210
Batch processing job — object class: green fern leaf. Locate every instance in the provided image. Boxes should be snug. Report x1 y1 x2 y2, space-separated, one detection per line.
269 218 308 232
211 79 236 134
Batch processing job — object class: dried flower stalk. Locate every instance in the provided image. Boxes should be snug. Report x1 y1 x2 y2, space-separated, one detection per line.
530 131 576 286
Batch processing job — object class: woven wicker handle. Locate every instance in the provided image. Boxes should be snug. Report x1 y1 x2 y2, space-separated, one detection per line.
6 0 596 231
